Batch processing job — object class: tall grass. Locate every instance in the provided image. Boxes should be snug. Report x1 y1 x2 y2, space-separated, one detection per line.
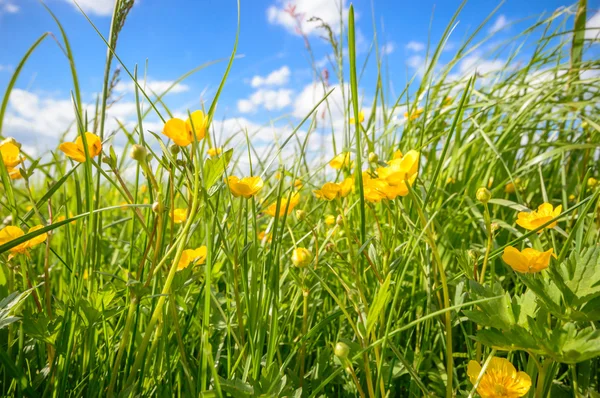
1 0 599 397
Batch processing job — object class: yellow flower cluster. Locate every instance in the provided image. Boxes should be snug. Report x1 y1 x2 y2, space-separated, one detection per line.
363 150 419 203
163 110 208 147
502 202 561 274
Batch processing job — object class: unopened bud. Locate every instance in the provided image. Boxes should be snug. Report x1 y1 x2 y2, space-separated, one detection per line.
476 187 491 204
152 202 164 213
368 152 378 163
336 215 344 226
130 144 147 162
296 209 307 221
334 342 350 360
170 144 180 156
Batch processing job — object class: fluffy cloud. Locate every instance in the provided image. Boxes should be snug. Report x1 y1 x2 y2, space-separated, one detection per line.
405 41 425 52
0 64 12 72
61 0 116 16
237 88 293 113
114 79 190 95
586 10 600 41
381 42 395 55
0 0 18 14
267 0 350 36
250 66 291 88
489 15 509 34
458 54 505 75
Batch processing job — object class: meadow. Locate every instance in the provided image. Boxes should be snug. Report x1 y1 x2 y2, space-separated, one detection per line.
1 0 600 396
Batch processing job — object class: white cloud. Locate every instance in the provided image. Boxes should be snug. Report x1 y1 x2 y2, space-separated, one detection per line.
406 55 427 77
267 0 350 37
62 0 116 16
381 42 395 55
114 79 190 95
237 88 293 113
458 54 505 75
489 15 509 34
250 66 291 88
0 64 12 72
405 41 425 52
0 0 18 14
586 10 600 41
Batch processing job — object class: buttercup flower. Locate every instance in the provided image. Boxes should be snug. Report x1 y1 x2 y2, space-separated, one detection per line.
516 203 561 231
442 96 453 107
294 179 303 189
177 246 207 270
467 357 531 398
502 246 555 273
227 176 264 198
329 152 351 170
162 110 207 147
325 215 335 226
375 150 419 198
291 247 312 268
207 147 222 157
171 208 188 224
0 225 47 257
588 177 598 189
404 108 423 121
58 132 102 163
8 168 22 180
258 231 272 243
505 182 516 194
265 192 300 217
314 178 354 201
350 111 364 124
0 141 24 168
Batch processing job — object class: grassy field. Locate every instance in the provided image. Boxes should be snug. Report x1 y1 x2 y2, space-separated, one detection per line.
1 0 600 396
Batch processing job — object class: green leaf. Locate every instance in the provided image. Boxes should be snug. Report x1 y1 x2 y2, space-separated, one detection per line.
367 273 391 334
204 148 233 190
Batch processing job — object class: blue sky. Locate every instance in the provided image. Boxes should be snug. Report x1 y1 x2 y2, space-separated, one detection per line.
0 0 597 156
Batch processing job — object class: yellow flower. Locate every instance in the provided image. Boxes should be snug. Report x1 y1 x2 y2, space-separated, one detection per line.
325 215 335 226
258 231 272 243
162 110 207 147
502 246 555 273
568 194 576 202
8 167 22 180
58 132 102 163
376 150 419 198
265 192 300 217
171 208 187 224
588 177 598 189
446 177 456 184
186 110 208 141
329 152 351 169
467 357 531 398
0 225 47 256
505 182 516 194
207 147 222 157
177 246 207 270
392 150 403 160
349 111 365 124
363 175 389 203
442 96 453 107
404 108 423 121
516 203 561 231
227 176 264 198
0 141 23 168
291 247 312 268
314 178 353 201
294 179 303 189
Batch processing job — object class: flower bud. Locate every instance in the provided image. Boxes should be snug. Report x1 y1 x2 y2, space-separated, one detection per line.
368 152 378 163
568 194 576 202
334 342 350 360
169 144 180 156
152 202 164 214
130 144 147 162
336 215 344 226
291 247 312 268
295 209 307 221
587 177 598 189
490 222 499 233
325 215 335 226
476 187 491 204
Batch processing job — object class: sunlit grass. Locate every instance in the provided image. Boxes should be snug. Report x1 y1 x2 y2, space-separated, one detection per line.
1 0 599 397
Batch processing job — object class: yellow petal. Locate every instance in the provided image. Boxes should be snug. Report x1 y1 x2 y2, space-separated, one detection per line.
502 246 530 273
467 360 482 384
59 142 86 163
186 110 207 141
163 118 191 146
